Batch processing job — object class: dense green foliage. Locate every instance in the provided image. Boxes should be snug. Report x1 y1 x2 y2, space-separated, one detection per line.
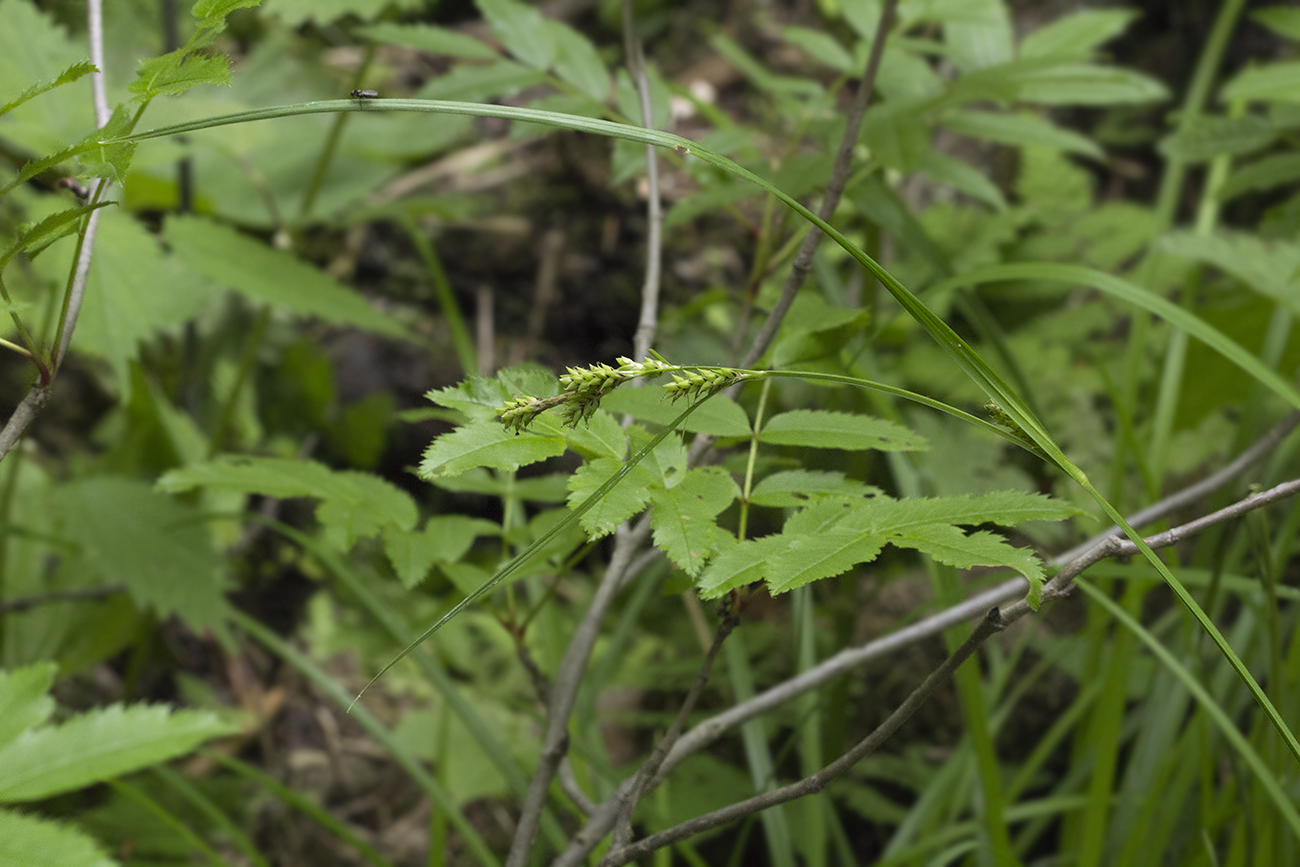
2 0 1300 864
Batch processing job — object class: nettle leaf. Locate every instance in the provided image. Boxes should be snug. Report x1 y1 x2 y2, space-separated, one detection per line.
0 809 114 867
941 110 1104 160
852 491 1082 531
567 459 655 539
1019 9 1138 59
163 216 410 341
749 470 881 508
426 376 515 422
159 456 418 548
760 410 929 452
565 409 627 460
0 60 96 119
1222 61 1300 103
1158 115 1278 163
0 664 56 748
384 517 500 588
54 478 229 636
0 704 234 803
548 20 609 102
431 467 569 502
648 467 740 576
697 535 788 598
130 50 231 97
355 23 499 60
420 418 566 478
701 491 1072 600
478 0 555 69
764 529 888 595
602 388 751 437
0 202 109 270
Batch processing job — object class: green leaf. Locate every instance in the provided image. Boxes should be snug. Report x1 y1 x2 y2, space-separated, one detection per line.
944 0 1014 71
53 478 228 636
419 418 567 478
764 529 886 594
1219 152 1300 201
1019 9 1138 59
0 2 92 154
478 0 554 69
1158 114 1278 163
697 535 788 598
1012 63 1169 105
355 22 499 60
159 456 418 548
760 410 929 452
0 664 56 748
1221 61 1300 104
0 203 110 269
0 809 116 867
426 375 516 422
711 34 822 97
749 470 881 508
567 458 654 538
548 20 609 102
129 50 231 97
163 216 410 341
0 60 96 119
1161 230 1300 302
782 26 854 72
430 467 570 502
855 491 1082 529
565 409 628 460
896 524 1046 607
384 517 500 588
860 101 930 172
600 387 751 437
1253 6 1300 42
941 110 1104 160
915 149 1008 210
417 59 545 101
0 705 234 802
648 467 739 576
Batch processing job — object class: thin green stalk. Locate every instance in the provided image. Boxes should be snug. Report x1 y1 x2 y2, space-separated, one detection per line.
724 629 795 867
208 305 269 457
108 777 227 867
1076 578 1300 840
202 748 397 867
151 764 271 867
229 608 501 867
299 44 376 221
793 585 827 867
400 215 477 377
736 377 772 542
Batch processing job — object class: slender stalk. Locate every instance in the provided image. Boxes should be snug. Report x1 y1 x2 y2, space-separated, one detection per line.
623 0 663 364
739 0 897 369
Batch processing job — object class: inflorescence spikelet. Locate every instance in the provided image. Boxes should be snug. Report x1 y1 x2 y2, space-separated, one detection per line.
497 355 746 433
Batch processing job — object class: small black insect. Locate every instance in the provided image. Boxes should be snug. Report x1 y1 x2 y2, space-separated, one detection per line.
351 89 380 99
57 176 90 200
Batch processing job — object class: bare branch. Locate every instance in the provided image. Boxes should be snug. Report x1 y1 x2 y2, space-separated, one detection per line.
623 0 663 364
607 605 737 854
602 608 1007 865
506 516 654 866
